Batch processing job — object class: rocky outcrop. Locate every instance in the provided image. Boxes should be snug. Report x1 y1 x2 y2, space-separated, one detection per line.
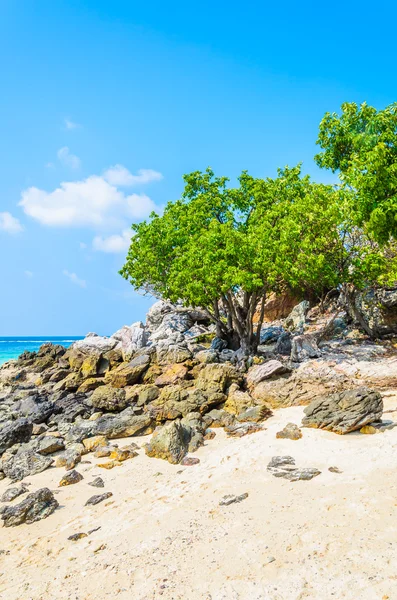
0 488 59 527
302 387 383 434
285 301 310 331
0 419 33 455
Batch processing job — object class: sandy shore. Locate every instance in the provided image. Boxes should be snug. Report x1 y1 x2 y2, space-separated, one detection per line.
1 396 397 600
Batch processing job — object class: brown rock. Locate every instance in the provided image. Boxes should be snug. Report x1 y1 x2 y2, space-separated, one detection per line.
154 363 188 386
276 423 302 440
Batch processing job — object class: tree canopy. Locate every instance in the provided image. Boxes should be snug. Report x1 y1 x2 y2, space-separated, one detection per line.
315 101 397 244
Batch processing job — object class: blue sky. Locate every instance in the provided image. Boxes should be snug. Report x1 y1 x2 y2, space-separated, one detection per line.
1 1 397 335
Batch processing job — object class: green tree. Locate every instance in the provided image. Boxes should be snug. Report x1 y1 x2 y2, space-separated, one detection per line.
120 166 349 354
315 101 397 243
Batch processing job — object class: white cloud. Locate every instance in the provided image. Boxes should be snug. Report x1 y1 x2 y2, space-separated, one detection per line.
0 212 23 234
63 269 86 288
57 147 81 169
20 175 157 229
64 118 81 130
103 165 163 187
92 229 132 253
24 270 33 278
79 242 87 249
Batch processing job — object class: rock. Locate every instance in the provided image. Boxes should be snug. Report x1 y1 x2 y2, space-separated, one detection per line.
145 420 191 464
81 354 102 378
224 422 264 437
149 310 193 342
82 436 108 452
267 456 321 481
104 355 150 388
71 335 118 355
32 423 48 435
85 492 113 506
90 386 128 412
254 291 302 323
36 436 65 455
88 477 105 488
290 335 321 362
275 332 292 356
360 425 378 434
285 300 310 331
0 419 33 456
2 450 54 481
329 466 342 473
210 337 227 351
203 409 236 428
154 363 188 386
302 387 383 434
181 457 200 466
224 384 255 415
59 470 83 486
13 395 54 424
236 405 271 423
77 378 105 394
109 447 138 462
246 360 289 388
55 444 83 470
0 488 58 527
94 446 112 458
260 326 285 345
196 363 240 394
93 410 152 439
219 493 248 506
97 460 122 470
276 423 302 440
111 322 148 360
68 533 88 541
156 343 192 365
0 483 29 503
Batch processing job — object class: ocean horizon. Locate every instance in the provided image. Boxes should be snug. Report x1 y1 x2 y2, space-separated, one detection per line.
0 336 84 366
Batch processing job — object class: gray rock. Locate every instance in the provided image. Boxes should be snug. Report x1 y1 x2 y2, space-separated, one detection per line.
59 470 83 486
246 360 289 388
36 436 65 455
88 477 104 488
0 419 33 456
290 335 321 362
285 300 310 331
267 456 321 481
0 483 29 503
93 410 152 439
260 326 285 345
13 395 54 424
1 488 58 527
85 492 113 506
275 332 292 356
302 387 383 434
111 322 148 360
224 422 264 437
219 493 248 506
210 337 228 351
2 450 54 481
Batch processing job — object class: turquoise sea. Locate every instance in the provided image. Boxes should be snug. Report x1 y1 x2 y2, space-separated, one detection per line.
0 337 84 366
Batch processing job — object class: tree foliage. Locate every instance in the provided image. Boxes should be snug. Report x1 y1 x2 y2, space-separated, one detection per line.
315 101 397 244
121 166 351 352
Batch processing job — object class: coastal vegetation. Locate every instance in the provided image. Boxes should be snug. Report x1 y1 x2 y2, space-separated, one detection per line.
121 102 397 348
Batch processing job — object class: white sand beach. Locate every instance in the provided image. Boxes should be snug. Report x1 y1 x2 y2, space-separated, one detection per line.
1 396 397 600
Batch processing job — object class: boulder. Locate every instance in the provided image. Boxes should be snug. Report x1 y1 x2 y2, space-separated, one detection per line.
156 343 192 365
302 387 383 434
275 332 292 356
71 335 118 355
85 492 113 506
55 445 83 470
276 423 302 440
290 335 321 362
145 420 191 464
104 354 150 388
12 395 54 424
224 384 255 415
154 363 188 386
111 322 148 360
285 301 310 331
36 436 65 455
0 488 59 527
59 470 83 486
90 386 128 412
260 326 285 345
246 360 289 388
77 377 105 394
93 409 153 439
224 422 264 437
0 419 33 456
0 483 29 503
2 450 54 481
236 405 271 423
196 363 240 394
